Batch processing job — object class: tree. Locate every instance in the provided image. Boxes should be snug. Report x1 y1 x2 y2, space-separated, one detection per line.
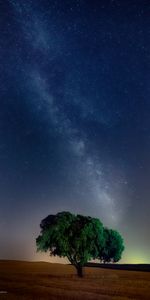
36 211 104 277
99 228 124 263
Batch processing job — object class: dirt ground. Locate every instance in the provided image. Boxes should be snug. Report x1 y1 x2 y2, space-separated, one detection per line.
0 260 149 299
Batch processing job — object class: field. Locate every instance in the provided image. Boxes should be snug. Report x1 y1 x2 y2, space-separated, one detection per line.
0 261 150 300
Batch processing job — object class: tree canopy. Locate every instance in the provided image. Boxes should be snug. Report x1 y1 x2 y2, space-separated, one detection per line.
99 228 125 263
36 211 104 276
36 211 124 277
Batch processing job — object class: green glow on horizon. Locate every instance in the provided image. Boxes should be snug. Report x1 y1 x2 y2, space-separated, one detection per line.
123 250 149 264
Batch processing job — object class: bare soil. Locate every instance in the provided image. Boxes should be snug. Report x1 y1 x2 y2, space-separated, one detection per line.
0 260 149 299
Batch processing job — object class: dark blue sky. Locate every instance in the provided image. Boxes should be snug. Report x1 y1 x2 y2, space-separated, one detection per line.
0 0 150 262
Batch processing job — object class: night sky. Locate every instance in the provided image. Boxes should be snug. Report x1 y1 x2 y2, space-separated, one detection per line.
0 0 150 263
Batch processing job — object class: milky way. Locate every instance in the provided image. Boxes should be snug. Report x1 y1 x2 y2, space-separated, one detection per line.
0 0 150 262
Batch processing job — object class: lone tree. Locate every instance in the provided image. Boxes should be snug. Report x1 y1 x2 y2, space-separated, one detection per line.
99 228 124 263
36 211 104 277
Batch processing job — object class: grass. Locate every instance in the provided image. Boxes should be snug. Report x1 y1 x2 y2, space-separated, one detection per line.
0 260 150 299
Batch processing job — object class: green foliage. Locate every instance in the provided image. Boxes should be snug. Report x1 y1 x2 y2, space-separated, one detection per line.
36 211 125 276
36 211 104 276
99 228 125 263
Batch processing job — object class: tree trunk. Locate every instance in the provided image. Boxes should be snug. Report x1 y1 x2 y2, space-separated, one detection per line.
76 265 83 278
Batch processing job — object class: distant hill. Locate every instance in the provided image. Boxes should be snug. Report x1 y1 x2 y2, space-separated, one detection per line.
85 262 150 272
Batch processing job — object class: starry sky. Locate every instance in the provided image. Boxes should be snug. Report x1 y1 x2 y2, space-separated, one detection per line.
0 0 150 263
